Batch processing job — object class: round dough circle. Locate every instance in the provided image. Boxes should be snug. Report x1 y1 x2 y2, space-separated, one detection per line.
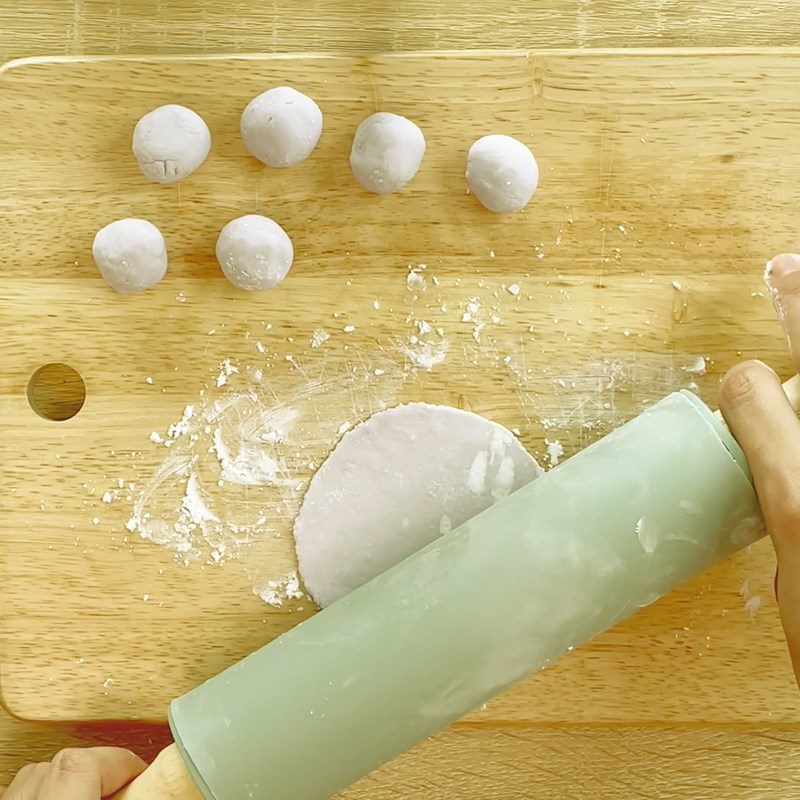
349 112 426 194
132 104 211 184
466 134 539 213
294 403 543 607
215 214 294 291
240 86 323 168
92 218 168 294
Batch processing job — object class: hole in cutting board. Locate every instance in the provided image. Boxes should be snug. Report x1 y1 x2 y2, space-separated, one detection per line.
26 363 86 421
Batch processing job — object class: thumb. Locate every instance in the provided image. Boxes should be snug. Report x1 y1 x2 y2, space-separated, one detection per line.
720 360 800 684
719 361 800 552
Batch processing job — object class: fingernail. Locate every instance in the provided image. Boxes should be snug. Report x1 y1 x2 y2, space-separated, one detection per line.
766 253 800 285
750 359 780 379
724 359 778 379
764 254 800 330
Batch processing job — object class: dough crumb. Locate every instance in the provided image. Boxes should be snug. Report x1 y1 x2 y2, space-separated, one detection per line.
215 358 239 388
683 356 707 376
255 571 305 607
407 269 426 292
311 328 330 348
545 439 564 467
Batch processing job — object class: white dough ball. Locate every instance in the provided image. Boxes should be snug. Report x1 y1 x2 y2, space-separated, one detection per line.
132 104 211 184
92 218 168 294
349 112 426 194
215 214 294 291
240 87 323 168
466 134 539 213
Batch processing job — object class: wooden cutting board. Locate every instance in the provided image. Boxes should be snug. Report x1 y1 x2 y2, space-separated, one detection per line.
1 50 799 726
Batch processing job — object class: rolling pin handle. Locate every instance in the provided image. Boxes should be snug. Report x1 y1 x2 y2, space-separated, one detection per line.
110 744 203 800
782 373 800 411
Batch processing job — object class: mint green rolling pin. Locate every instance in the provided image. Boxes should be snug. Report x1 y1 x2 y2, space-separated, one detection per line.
115 384 796 800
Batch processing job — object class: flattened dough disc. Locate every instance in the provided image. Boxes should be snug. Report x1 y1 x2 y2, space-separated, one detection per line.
294 403 542 607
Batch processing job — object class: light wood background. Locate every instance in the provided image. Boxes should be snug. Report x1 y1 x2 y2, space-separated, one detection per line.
2 4 800 798
2 0 800 58
3 47 800 720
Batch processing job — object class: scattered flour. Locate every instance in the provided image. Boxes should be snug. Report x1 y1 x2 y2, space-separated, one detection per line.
523 355 711 443
461 297 481 323
402 338 449 370
117 253 716 610
255 571 305 607
181 474 219 525
407 269 426 292
212 410 293 486
739 579 763 619
310 328 330 348
164 404 195 445
683 356 706 376
744 595 762 618
215 358 239 388
124 359 408 602
126 395 303 565
545 439 565 467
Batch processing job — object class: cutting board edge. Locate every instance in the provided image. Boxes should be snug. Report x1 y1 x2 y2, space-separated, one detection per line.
6 45 800 77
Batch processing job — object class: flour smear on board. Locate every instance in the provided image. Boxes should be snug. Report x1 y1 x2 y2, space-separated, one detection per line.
115 251 711 605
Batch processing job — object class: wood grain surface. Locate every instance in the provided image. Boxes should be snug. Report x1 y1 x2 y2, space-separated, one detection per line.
4 723 800 799
0 21 797 798
3 50 798 725
2 0 800 62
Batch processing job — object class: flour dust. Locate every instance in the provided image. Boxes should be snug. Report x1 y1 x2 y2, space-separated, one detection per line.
115 251 712 607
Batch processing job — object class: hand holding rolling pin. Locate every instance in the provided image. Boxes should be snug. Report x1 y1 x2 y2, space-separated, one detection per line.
0 748 145 799
721 252 800 688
